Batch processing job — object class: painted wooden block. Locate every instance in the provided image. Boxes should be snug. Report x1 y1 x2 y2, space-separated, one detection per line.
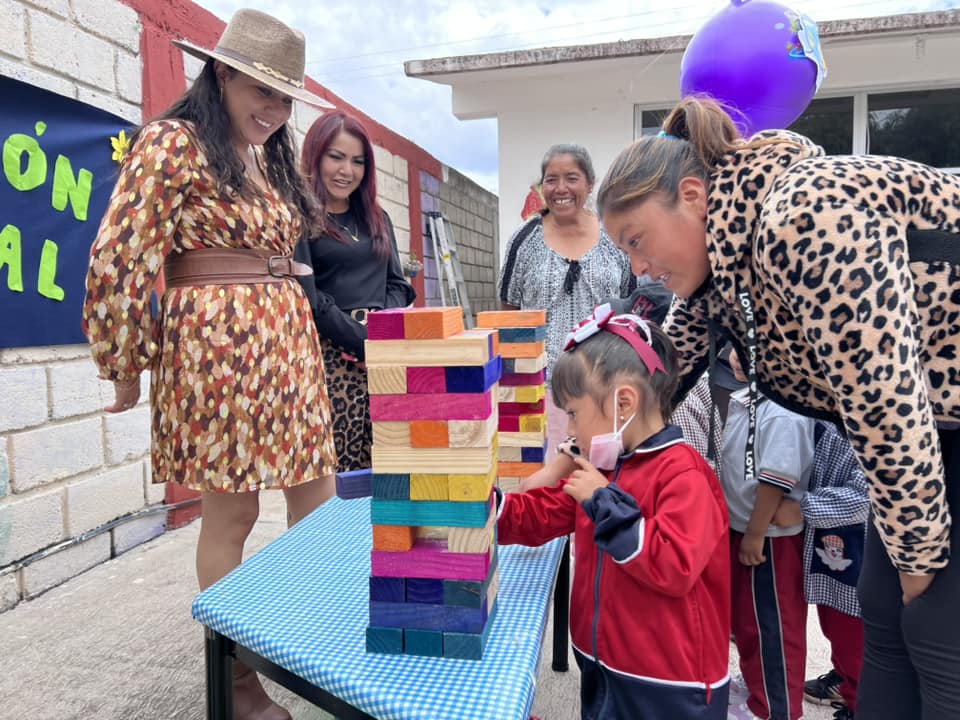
371 496 492 528
498 445 523 462
447 414 498 448
367 365 407 395
443 603 498 660
369 601 445 631
476 310 546 328
402 307 464 340
497 476 522 493
366 309 407 340
406 366 446 394
366 626 404 654
369 575 405 603
371 421 411 448
500 340 546 359
404 629 443 657
519 413 546 433
502 353 548 374
365 331 495 367
335 468 373 499
372 474 410 500
444 557 499 608
405 577 445 604
371 444 495 475
444 356 502 394
448 464 497 503
498 415 520 432
447 505 495 553
498 326 547 343
409 473 449 501
498 431 547 448
373 524 416 551
498 384 545 403
521 442 549 463
371 539 492 581
499 399 545 416
497 461 543 478
443 602 490 633
369 389 494 422
410 420 450 449
500 368 547 387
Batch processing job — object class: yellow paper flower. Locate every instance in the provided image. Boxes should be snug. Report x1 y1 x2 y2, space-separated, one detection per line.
111 130 131 163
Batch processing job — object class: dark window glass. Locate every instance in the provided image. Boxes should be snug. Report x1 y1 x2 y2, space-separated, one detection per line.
868 88 960 168
640 109 671 137
788 96 854 155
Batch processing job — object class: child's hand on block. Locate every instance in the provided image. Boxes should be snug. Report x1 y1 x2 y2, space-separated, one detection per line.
563 456 610 504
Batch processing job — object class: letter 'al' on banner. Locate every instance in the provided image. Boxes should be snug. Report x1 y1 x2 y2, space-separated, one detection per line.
0 75 130 349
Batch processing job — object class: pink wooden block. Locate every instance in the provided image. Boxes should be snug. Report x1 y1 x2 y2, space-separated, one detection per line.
370 390 494 421
406 366 447 394
500 369 547 387
367 309 407 340
498 415 520 432
371 539 492 581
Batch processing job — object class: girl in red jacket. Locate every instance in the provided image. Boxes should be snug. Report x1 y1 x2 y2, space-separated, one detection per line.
496 304 731 719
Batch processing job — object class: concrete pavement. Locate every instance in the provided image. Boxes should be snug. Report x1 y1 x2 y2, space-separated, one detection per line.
0 492 838 719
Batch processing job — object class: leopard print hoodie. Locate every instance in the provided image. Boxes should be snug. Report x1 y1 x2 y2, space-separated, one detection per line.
665 131 960 574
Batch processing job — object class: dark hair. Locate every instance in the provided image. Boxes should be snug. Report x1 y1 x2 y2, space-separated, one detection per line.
129 60 321 234
540 143 596 186
551 321 679 421
302 111 390 259
597 96 745 216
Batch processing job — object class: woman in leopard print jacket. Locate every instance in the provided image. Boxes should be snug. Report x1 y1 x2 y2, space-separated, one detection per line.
596 97 960 720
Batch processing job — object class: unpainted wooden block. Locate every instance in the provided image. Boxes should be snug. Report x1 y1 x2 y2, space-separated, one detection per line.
498 445 523 462
365 331 494 367
502 353 548 374
496 476 523 493
371 443 496 475
476 310 546 328
498 431 547 448
366 365 407 394
447 505 495 553
447 414 498 448
498 384 545 403
372 421 411 447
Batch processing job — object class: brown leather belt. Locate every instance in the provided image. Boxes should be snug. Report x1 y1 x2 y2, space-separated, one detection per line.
163 248 312 288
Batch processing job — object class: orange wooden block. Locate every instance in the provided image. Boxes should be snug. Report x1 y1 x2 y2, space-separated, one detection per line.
476 310 547 328
373 524 416 551
402 307 464 340
410 420 450 448
498 461 543 478
500 340 546 359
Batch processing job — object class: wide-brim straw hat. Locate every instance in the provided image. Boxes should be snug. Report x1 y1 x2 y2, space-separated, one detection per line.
173 8 333 108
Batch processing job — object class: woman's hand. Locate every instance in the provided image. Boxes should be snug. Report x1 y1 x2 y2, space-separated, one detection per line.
562 456 609 504
900 571 935 605
105 376 140 413
739 531 767 566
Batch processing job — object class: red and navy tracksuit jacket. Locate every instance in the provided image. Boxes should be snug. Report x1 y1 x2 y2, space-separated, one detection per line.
497 425 731 720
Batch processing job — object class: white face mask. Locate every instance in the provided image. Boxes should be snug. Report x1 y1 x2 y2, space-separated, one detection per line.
587 387 636 470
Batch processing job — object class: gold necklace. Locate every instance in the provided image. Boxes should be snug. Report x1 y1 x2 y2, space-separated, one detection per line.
327 213 360 242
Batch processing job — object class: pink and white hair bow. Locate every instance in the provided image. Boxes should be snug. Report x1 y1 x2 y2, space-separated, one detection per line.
563 303 666 376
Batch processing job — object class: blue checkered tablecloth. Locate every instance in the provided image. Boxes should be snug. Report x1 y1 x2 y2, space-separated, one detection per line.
192 496 567 720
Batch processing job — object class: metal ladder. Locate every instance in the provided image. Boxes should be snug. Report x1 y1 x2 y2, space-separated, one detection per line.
425 211 475 329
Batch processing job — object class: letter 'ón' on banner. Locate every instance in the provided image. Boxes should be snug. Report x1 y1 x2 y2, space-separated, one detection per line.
0 75 130 349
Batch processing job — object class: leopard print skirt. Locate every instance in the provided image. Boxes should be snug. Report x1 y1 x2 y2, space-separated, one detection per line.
320 338 372 473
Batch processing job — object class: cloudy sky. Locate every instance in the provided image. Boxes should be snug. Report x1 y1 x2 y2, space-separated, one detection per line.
194 0 954 193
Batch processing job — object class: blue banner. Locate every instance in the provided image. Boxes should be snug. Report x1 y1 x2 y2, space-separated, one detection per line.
0 75 131 348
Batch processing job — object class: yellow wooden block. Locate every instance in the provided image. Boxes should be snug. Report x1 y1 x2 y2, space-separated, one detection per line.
499 431 547 447
519 414 546 433
447 414 498 448
367 365 407 394
410 474 449 501
371 445 495 474
498 384 545 403
448 464 497 502
365 331 495 367
372 421 411 447
448 505 495 553
497 476 522 493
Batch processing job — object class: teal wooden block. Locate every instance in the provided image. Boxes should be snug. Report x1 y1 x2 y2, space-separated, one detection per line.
371 496 491 528
498 326 546 343
444 549 499 608
366 625 403 654
372 474 410 500
404 629 444 657
443 602 498 660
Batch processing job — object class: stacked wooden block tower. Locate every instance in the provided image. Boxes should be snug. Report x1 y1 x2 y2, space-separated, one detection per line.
363 307 502 660
476 311 549 493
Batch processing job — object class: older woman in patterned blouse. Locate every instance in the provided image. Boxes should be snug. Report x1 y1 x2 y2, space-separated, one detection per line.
498 143 635 456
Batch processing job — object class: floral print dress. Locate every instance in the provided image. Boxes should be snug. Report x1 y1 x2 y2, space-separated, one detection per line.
84 119 337 492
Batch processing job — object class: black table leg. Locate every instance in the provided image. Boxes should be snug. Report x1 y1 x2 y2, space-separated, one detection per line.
552 536 570 672
206 627 235 720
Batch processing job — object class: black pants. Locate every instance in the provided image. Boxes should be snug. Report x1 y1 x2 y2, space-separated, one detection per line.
857 428 960 719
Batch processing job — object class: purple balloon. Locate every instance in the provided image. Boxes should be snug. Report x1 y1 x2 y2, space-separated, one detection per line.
680 0 824 136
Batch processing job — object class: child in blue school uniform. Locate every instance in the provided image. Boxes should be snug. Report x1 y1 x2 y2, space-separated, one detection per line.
495 305 731 720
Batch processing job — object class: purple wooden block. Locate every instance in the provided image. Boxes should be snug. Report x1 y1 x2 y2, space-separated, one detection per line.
443 601 489 634
500 368 546 387
369 601 445 630
406 366 446 394
367 309 407 340
521 443 548 464
406 577 445 604
445 356 502 394
369 575 405 603
336 468 372 499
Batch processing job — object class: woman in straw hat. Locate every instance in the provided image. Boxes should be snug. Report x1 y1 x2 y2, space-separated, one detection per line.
83 9 335 719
